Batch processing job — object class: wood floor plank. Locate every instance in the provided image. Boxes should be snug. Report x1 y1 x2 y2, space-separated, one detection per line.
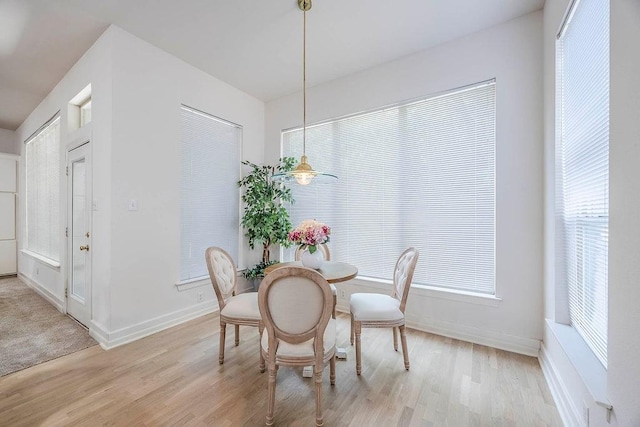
0 312 562 426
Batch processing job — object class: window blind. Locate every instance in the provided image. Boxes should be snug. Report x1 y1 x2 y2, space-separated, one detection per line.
556 0 609 367
180 106 241 281
282 81 496 294
25 116 61 262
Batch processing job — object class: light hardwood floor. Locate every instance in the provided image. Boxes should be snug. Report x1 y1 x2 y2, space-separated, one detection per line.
0 312 562 426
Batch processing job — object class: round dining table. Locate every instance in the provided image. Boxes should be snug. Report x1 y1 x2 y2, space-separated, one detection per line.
263 260 358 283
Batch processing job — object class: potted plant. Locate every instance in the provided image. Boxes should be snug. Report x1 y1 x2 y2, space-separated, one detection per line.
238 157 296 281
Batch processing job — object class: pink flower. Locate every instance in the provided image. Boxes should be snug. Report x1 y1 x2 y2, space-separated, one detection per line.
288 220 331 249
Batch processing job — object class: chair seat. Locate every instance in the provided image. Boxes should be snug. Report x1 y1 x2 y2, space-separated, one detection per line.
221 292 261 321
350 293 403 322
261 318 336 358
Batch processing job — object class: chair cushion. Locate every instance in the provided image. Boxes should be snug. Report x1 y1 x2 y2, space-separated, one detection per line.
220 292 261 321
209 249 236 296
261 318 336 358
350 293 404 322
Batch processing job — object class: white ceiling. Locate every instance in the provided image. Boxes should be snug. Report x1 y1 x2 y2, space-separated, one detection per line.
0 0 544 131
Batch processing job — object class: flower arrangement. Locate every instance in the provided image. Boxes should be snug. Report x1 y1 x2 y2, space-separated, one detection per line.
288 220 331 254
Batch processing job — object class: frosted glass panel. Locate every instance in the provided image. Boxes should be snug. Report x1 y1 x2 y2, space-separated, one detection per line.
71 159 86 301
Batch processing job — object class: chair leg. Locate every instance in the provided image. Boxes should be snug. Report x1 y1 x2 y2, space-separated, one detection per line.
399 324 410 370
314 368 324 426
332 294 337 319
355 321 362 375
258 323 265 373
234 324 240 346
393 326 398 351
219 322 226 364
266 365 278 426
350 314 354 345
330 355 336 385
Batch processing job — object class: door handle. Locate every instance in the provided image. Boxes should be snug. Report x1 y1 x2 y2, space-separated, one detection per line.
80 245 90 251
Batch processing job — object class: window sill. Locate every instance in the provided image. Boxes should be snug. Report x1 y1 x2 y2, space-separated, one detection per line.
175 276 210 291
546 319 609 405
175 270 247 292
20 249 60 269
351 276 502 307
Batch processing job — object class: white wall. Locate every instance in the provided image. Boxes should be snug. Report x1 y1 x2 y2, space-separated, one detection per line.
15 28 113 318
542 0 640 425
609 1 640 424
266 11 544 356
105 26 264 339
0 129 17 154
15 25 265 348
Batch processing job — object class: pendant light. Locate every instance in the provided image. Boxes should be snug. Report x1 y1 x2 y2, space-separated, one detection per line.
272 0 338 185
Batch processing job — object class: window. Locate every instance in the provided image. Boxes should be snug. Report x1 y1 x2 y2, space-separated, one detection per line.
80 98 92 127
25 116 61 263
282 81 496 295
556 0 609 366
180 106 241 281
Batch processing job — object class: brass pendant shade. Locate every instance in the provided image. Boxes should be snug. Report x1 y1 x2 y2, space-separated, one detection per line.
272 0 338 185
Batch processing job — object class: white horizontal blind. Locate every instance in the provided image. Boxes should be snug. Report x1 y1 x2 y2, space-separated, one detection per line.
25 117 61 262
556 0 609 367
283 82 495 294
180 106 240 280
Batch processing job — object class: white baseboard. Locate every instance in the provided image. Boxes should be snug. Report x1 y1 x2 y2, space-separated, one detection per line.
88 321 110 349
406 316 540 357
539 343 583 427
92 301 219 350
335 303 539 357
18 273 65 312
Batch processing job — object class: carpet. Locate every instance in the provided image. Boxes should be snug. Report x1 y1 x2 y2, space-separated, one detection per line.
0 276 97 377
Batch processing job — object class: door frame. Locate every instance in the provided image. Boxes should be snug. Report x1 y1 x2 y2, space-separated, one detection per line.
65 138 92 326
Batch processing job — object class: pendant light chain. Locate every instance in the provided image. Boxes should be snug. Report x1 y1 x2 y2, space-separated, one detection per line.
270 0 337 184
302 6 307 156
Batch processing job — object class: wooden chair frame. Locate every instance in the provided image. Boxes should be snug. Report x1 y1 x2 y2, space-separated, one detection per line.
205 246 264 372
259 266 336 426
350 247 419 375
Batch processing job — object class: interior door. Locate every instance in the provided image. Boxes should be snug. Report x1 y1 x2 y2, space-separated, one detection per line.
67 143 91 326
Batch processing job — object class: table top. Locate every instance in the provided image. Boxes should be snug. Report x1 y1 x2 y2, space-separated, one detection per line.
264 261 358 284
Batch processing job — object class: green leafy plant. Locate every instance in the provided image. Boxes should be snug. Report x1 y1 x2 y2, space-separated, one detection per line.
238 157 296 279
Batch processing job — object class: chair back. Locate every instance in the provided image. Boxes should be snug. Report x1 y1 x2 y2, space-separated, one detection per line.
259 266 333 363
391 247 419 312
295 243 331 261
205 246 238 310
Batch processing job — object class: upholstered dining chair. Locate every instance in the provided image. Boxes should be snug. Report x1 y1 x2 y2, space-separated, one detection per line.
349 247 419 375
294 243 337 319
205 246 264 372
259 266 337 427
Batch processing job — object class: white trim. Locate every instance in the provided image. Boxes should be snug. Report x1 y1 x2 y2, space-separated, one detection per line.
557 0 580 39
0 153 19 160
335 280 536 357
406 315 540 357
20 249 61 269
175 276 211 291
350 277 501 307
92 300 219 350
546 319 608 403
539 343 583 427
88 320 109 348
69 84 92 106
175 270 250 292
18 273 65 312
